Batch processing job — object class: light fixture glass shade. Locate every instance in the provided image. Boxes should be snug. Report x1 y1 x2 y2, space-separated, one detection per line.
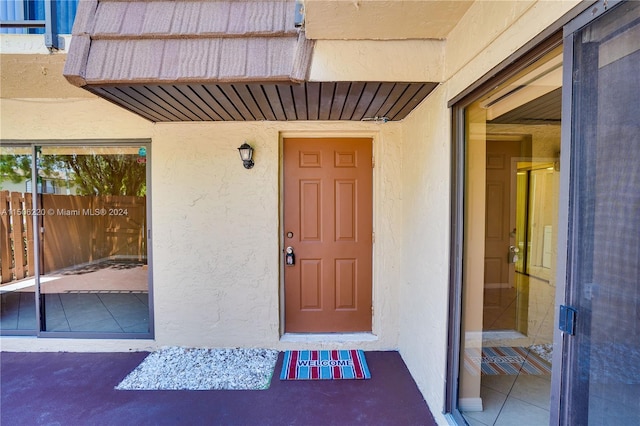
238 143 254 169
238 143 253 161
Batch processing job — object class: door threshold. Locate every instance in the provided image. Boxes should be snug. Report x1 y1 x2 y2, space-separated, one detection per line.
281 333 378 343
482 330 526 341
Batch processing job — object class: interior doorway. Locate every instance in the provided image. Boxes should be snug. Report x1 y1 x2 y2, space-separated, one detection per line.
483 136 531 335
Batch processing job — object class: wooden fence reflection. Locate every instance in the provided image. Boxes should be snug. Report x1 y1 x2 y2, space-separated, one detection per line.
0 190 146 284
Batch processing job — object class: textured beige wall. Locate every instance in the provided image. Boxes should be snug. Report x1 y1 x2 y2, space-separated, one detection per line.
310 39 444 82
0 53 149 139
397 85 452 414
303 0 473 40
0 53 89 99
445 0 581 94
0 97 150 140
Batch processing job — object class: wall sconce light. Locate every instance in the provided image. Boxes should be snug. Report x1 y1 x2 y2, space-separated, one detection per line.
237 142 254 169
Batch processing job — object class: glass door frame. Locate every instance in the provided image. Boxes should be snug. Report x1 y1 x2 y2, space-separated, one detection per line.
0 139 154 339
0 142 39 336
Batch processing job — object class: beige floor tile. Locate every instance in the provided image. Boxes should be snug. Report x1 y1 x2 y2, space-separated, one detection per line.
494 395 550 426
509 374 551 410
462 386 507 426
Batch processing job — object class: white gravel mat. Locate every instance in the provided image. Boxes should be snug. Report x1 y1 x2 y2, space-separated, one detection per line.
115 347 279 390
529 343 553 364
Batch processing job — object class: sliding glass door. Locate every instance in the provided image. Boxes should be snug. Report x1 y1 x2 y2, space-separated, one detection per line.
561 2 640 423
448 2 639 424
0 142 152 337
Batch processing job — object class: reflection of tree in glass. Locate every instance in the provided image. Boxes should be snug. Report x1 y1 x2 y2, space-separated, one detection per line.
0 154 32 185
64 154 146 196
0 153 145 196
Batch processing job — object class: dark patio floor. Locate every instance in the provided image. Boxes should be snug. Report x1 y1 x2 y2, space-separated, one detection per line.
1 350 437 425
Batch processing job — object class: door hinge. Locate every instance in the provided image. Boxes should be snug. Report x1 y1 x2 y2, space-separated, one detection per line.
372 231 375 243
559 305 577 335
372 156 375 168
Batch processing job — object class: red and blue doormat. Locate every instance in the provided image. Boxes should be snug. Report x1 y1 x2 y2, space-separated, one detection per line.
280 350 371 380
463 346 552 375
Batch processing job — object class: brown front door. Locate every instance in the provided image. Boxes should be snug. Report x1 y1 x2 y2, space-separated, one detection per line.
283 137 372 332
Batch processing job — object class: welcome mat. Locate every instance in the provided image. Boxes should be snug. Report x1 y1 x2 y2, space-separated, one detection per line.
464 346 551 376
280 350 371 380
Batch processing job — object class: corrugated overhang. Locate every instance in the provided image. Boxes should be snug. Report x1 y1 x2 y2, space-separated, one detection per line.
63 0 436 122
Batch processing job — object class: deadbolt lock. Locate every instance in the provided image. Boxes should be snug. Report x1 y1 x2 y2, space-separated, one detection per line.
285 246 295 266
508 245 520 263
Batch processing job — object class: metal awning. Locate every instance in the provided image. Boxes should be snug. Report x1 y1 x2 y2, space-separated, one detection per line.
63 0 436 122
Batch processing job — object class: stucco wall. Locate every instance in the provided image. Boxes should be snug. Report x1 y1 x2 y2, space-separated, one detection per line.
310 39 444 82
397 85 452 414
396 1 580 424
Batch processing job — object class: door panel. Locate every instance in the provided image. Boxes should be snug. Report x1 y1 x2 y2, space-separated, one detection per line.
284 138 372 333
37 145 150 334
335 259 356 309
300 180 321 241
335 180 356 241
563 2 640 424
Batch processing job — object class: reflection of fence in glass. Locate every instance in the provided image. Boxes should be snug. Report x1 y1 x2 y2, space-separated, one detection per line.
0 190 146 284
0 191 34 283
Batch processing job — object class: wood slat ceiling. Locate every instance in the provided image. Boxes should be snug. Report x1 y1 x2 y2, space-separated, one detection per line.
90 81 437 122
489 88 561 125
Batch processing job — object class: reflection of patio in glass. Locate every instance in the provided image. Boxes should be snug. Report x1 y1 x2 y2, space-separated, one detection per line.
0 261 149 333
